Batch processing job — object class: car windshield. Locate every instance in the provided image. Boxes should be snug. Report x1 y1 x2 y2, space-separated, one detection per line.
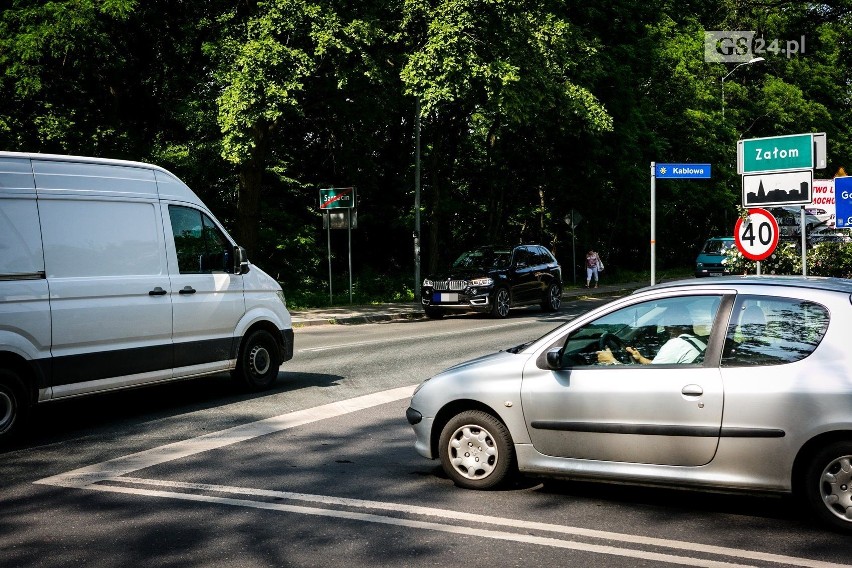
452 248 512 269
702 240 733 255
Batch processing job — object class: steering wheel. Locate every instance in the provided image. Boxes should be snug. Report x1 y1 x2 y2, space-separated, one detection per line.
598 332 633 364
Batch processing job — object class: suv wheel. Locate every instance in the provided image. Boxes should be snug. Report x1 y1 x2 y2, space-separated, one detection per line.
541 283 561 312
490 287 510 318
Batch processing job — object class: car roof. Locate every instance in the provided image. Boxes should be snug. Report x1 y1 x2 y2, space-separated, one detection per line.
637 275 852 295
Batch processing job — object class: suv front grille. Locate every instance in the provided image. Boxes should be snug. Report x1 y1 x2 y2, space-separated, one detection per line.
433 280 467 291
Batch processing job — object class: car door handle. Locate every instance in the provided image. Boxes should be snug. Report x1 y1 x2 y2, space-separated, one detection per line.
148 287 168 296
179 286 197 295
682 384 704 396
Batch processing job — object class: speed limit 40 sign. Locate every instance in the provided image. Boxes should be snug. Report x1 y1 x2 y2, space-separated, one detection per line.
734 208 780 261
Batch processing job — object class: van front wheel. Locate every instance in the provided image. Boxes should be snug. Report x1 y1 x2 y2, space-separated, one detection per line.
235 330 281 391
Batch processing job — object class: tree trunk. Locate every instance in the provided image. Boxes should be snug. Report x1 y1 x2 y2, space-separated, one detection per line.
236 124 269 260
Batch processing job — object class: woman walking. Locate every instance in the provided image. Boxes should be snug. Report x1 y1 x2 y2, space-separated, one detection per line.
585 249 603 288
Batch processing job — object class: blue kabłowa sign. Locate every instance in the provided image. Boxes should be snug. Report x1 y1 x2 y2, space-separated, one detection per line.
655 163 712 179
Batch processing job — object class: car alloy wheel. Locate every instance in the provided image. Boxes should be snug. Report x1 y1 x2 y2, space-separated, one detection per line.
438 410 514 489
491 288 510 318
804 441 852 532
542 283 561 312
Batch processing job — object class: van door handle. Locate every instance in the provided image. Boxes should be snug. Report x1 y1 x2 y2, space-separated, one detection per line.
179 286 197 295
148 287 168 296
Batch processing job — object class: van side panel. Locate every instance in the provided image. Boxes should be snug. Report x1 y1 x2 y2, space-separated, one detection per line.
40 197 174 389
0 158 51 387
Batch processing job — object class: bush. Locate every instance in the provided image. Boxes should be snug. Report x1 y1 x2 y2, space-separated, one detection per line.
723 241 852 277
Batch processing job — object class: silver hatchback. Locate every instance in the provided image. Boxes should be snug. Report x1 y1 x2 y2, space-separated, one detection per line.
406 276 852 532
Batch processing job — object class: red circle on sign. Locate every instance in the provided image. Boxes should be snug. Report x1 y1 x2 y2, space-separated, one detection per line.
734 208 780 261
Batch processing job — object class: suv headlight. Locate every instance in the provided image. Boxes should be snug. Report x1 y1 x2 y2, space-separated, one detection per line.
422 278 433 287
469 277 493 287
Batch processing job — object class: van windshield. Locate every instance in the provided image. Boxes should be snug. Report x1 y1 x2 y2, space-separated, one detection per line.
702 240 733 255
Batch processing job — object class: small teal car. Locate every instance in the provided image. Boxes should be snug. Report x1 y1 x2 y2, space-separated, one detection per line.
695 237 735 277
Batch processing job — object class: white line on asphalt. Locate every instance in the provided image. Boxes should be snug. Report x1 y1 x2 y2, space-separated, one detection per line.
85 482 835 568
34 384 842 568
107 477 844 568
34 385 418 489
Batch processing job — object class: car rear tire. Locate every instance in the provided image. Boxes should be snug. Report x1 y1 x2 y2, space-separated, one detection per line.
424 306 444 319
490 287 510 318
438 410 515 490
540 283 561 312
803 441 852 532
234 330 280 391
0 368 28 446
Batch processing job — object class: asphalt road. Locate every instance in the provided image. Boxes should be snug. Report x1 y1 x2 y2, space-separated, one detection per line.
2 299 851 567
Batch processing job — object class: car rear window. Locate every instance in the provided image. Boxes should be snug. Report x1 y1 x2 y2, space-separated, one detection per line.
721 296 829 367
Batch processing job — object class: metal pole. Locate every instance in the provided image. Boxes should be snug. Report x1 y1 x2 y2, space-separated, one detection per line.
571 210 576 286
801 206 807 276
348 208 353 304
414 99 421 300
650 162 656 286
326 211 332 304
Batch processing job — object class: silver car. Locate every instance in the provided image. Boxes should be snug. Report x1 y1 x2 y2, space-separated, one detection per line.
406 276 852 532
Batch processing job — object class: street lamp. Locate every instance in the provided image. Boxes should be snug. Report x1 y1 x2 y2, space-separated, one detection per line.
721 57 764 120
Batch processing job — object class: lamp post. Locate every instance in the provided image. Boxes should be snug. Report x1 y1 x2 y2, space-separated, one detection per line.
721 57 764 120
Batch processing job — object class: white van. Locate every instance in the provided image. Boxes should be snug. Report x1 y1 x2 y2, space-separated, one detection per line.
0 152 294 443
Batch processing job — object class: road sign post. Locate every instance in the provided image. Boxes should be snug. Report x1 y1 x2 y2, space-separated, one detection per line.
319 187 357 304
734 208 780 276
738 133 827 276
650 163 712 285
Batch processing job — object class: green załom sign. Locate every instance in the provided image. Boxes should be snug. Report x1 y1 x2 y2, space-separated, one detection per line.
740 134 813 173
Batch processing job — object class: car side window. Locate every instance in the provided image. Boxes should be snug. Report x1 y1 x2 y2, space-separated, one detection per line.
554 295 721 367
512 247 530 267
721 295 829 367
169 205 232 274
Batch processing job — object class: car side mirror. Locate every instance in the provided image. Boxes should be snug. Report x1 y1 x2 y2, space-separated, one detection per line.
234 245 250 275
546 348 563 370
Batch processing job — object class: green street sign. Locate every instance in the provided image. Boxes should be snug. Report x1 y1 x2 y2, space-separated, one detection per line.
738 133 813 174
319 187 356 209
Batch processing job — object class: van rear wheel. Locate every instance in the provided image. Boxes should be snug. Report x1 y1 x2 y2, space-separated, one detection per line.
234 330 281 391
0 369 28 446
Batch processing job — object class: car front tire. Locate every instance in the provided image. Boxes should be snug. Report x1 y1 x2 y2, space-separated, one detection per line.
234 330 281 391
490 287 510 318
803 441 852 532
541 283 561 312
438 410 515 490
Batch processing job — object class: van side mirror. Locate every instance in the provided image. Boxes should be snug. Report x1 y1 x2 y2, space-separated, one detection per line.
234 246 250 275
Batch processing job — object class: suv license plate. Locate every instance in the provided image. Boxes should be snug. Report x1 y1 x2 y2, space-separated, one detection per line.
433 293 459 302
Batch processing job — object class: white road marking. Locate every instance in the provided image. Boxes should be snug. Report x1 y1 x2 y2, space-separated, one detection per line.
35 385 418 489
107 477 844 568
34 385 842 568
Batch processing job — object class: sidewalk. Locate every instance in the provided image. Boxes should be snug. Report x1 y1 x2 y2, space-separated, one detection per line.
290 281 648 327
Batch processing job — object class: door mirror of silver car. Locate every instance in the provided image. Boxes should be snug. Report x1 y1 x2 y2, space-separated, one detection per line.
546 348 563 370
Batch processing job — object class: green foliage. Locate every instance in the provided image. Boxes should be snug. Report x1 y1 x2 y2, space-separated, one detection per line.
3 1 852 302
723 241 852 279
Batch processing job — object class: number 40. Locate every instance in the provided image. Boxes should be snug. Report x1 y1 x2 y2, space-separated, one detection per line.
742 219 773 246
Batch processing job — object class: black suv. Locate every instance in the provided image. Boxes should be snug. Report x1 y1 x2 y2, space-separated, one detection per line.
421 244 562 319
